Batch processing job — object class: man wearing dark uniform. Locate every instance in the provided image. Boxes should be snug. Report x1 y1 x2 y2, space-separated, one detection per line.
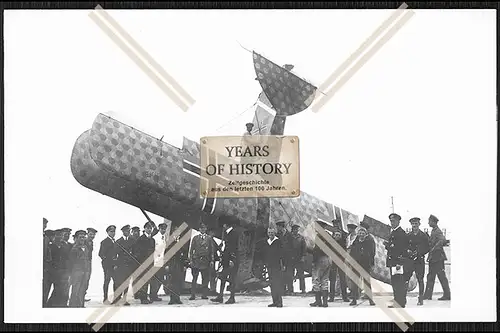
404 217 430 305
129 226 141 299
60 228 72 307
68 230 91 308
131 226 140 241
263 227 285 307
423 214 451 301
328 229 350 303
98 225 118 304
168 233 190 305
276 221 294 294
189 222 214 300
43 227 54 307
83 227 97 302
290 224 307 294
385 213 409 308
115 225 134 305
131 222 156 304
47 229 70 307
211 223 239 304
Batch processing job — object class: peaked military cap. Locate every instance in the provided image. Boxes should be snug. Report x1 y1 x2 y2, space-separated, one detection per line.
246 122 254 127
347 222 358 228
276 221 286 226
45 230 55 237
158 222 168 228
75 230 87 237
87 227 98 233
121 225 131 231
291 224 301 229
429 214 439 223
106 225 116 232
62 228 72 233
55 228 64 234
131 226 140 232
389 213 402 221
409 217 421 223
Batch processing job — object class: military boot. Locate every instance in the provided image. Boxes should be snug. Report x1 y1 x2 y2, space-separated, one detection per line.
309 292 322 307
321 291 329 307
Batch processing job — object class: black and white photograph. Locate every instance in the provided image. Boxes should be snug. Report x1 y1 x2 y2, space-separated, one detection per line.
3 5 496 326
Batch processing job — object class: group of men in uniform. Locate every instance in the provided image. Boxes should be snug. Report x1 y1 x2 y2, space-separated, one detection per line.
42 218 98 308
43 211 450 308
385 213 451 308
307 213 451 308
42 217 243 307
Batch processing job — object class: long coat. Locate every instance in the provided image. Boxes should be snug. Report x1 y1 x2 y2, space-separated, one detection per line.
132 234 155 265
428 227 447 263
116 236 135 267
190 234 214 270
98 237 117 269
279 230 294 264
350 237 376 269
385 227 409 267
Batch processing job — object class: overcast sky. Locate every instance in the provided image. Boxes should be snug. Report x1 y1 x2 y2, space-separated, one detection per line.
4 9 496 322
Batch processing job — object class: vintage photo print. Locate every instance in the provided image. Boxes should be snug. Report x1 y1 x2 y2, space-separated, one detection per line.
3 5 497 328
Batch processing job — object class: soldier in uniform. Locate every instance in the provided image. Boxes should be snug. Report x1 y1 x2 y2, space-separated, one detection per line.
114 224 134 306
290 224 307 294
98 225 118 304
385 213 409 308
131 222 156 304
211 223 239 304
404 217 430 305
309 220 331 308
276 221 294 294
47 229 70 307
189 222 215 300
131 226 141 241
68 230 91 308
263 227 285 307
83 227 97 302
43 228 54 307
168 233 190 305
423 214 451 301
345 222 358 297
60 227 73 306
328 229 350 303
129 226 141 299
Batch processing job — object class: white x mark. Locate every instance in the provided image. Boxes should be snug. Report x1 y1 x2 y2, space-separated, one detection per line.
89 5 196 112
